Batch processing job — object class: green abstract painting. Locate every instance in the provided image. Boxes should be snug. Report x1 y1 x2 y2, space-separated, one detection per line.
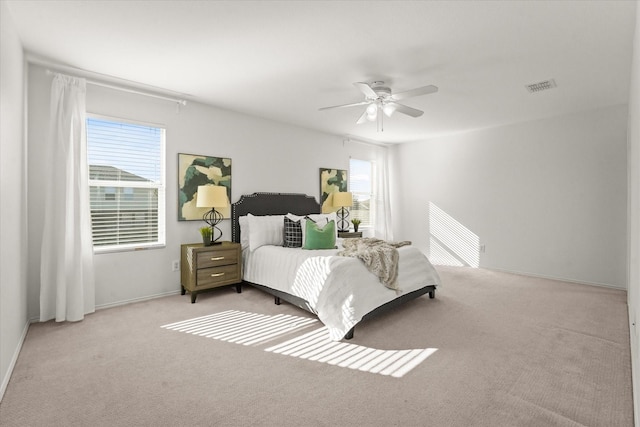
178 153 232 221
319 168 347 214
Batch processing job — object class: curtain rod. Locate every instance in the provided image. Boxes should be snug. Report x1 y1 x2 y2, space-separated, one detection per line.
343 135 390 148
45 69 187 106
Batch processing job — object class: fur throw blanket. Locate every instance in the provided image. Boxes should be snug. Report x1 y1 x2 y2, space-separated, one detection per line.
337 238 412 290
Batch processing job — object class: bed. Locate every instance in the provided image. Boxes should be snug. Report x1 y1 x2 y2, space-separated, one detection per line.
231 192 441 340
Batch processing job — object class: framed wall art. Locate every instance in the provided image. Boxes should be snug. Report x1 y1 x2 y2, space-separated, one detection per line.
178 153 232 221
319 168 348 213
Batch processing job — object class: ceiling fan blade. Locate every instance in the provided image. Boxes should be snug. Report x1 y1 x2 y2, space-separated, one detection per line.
353 82 378 99
319 100 369 111
389 102 424 118
392 85 438 101
356 109 369 124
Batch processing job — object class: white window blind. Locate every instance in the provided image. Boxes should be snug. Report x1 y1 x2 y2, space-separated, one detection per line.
349 158 374 228
87 116 166 250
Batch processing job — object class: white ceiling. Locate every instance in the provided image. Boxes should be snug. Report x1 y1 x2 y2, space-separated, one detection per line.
6 0 638 143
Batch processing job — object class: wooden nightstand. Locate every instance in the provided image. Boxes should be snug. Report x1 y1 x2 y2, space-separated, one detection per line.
338 231 362 238
180 241 242 303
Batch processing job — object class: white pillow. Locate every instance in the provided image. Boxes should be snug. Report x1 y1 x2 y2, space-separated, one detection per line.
247 214 285 251
285 213 305 222
299 212 338 246
238 216 250 251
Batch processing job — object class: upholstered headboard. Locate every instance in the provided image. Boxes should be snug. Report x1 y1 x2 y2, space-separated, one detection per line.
230 192 321 244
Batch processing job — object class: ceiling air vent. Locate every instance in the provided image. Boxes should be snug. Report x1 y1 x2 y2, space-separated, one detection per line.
525 79 557 93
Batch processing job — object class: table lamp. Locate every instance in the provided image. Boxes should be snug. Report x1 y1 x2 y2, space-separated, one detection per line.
333 191 353 232
196 185 229 244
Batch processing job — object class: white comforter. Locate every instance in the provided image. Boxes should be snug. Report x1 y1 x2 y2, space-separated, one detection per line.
242 242 441 340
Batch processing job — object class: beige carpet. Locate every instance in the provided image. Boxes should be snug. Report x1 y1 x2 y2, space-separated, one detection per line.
0 266 633 426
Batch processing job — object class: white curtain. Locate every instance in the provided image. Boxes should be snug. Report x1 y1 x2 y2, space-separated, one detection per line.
40 73 95 322
373 145 394 241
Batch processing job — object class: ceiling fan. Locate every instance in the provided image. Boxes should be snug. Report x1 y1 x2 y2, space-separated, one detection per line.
319 81 438 130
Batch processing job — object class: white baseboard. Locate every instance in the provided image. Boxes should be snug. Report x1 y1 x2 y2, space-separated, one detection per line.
630 305 639 427
95 289 181 311
0 319 30 402
27 290 183 323
482 266 626 291
632 343 639 427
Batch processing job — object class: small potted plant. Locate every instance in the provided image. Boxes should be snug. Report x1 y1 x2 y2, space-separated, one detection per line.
351 218 361 233
199 226 212 246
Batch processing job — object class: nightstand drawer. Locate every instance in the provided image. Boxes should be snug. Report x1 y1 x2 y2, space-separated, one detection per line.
338 231 362 238
196 264 241 287
181 241 242 303
197 249 238 268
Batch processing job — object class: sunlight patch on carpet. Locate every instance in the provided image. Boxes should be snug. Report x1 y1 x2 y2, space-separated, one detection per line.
162 310 437 378
265 327 437 378
161 310 318 346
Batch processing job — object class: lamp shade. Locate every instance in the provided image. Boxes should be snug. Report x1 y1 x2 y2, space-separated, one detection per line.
196 185 228 208
333 191 353 208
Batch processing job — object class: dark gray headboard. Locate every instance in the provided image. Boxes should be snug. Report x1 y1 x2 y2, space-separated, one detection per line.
231 192 321 244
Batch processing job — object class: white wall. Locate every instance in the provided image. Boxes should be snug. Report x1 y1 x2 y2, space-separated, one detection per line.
0 1 28 400
627 4 640 425
393 105 628 289
26 65 378 315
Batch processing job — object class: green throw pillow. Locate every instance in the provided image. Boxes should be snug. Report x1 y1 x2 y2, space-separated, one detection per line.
303 219 336 250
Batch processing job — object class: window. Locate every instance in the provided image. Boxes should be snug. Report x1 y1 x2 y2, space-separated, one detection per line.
349 158 374 228
86 116 166 251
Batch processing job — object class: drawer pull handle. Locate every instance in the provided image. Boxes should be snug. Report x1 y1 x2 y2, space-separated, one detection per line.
211 273 225 277
210 256 225 261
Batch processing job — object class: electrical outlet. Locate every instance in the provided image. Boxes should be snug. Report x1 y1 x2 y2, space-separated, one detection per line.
172 260 180 272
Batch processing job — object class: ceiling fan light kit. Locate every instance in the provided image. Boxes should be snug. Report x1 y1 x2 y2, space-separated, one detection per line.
320 81 438 132
366 103 378 120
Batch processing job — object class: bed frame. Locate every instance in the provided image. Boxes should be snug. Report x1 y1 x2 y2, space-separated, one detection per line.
231 192 436 340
